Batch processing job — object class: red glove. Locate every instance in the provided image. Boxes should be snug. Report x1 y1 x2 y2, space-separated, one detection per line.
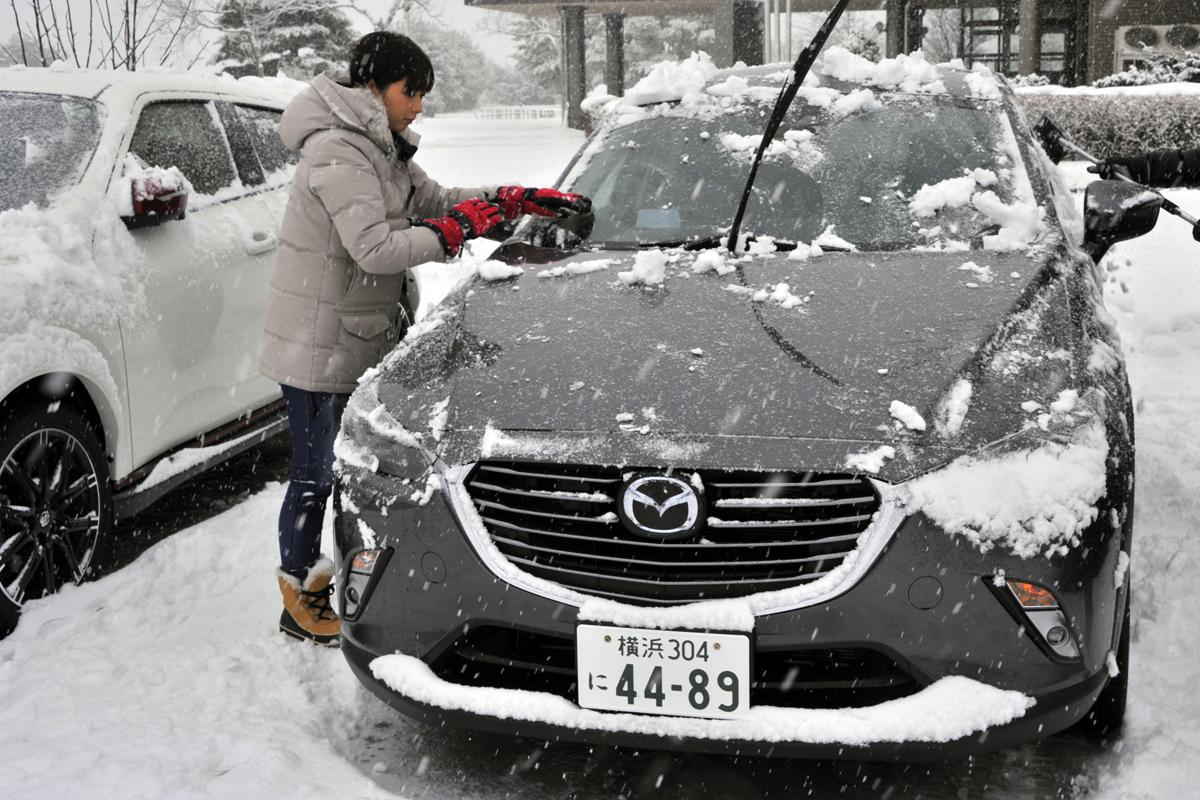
492 185 591 220
414 198 504 257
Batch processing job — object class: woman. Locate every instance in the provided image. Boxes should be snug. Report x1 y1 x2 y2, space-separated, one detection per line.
260 31 588 644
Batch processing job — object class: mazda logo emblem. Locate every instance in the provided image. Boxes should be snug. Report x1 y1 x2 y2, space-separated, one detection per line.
618 475 704 540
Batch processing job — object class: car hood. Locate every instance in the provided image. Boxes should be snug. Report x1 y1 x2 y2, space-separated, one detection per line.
385 243 1077 478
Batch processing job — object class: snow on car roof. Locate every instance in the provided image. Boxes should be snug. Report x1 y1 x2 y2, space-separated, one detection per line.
605 47 1005 113
0 64 305 108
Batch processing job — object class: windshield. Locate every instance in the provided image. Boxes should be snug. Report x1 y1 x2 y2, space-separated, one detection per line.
0 93 103 211
567 93 1034 251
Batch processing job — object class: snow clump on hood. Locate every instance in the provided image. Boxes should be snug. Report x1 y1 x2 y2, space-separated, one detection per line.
617 250 670 287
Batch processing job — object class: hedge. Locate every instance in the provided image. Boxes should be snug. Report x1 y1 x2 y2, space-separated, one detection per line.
1016 87 1200 160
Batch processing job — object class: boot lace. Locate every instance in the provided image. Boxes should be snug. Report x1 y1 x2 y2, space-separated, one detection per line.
301 584 338 622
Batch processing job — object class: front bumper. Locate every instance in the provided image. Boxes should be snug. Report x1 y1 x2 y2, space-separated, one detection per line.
335 462 1125 760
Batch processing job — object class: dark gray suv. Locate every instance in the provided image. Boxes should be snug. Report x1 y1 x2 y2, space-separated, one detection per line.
332 58 1155 759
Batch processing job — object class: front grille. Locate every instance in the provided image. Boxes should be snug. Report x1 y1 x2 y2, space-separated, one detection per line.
464 462 880 605
432 627 919 710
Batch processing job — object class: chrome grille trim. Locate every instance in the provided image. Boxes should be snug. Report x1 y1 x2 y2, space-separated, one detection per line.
492 535 848 569
483 516 862 549
477 464 620 484
444 460 909 616
706 514 874 529
452 461 894 606
505 554 836 588
473 497 617 524
467 479 613 503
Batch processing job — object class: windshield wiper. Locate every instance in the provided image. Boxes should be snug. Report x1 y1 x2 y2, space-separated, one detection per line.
638 235 858 253
726 0 852 254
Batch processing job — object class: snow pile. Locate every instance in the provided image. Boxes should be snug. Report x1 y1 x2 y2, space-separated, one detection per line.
964 65 1003 99
691 250 736 276
972 191 1045 251
371 655 1033 746
767 282 805 309
845 445 896 474
134 428 266 493
0 201 146 406
958 260 994 283
831 88 882 116
907 421 1109 558
536 258 613 279
818 47 946 94
723 283 812 310
719 131 782 161
935 378 973 436
813 226 856 251
910 169 999 217
889 400 927 431
428 397 450 442
909 167 1044 251
0 488 395 800
705 74 776 104
623 52 720 106
479 425 603 461
617 250 669 287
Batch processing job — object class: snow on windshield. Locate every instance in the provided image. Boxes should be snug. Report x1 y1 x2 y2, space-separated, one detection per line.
0 93 102 210
573 50 1043 253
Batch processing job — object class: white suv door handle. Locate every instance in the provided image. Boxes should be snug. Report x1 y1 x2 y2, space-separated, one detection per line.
245 230 278 256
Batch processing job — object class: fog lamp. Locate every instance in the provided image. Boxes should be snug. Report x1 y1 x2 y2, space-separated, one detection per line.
343 548 389 620
1001 578 1080 661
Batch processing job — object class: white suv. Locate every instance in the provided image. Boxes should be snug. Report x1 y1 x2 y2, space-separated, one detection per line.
0 68 301 634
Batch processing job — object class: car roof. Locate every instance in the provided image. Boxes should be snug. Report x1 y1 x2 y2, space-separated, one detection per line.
615 57 1007 112
713 61 1005 102
0 65 302 109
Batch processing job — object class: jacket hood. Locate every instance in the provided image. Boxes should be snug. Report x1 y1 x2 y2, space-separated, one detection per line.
279 70 421 157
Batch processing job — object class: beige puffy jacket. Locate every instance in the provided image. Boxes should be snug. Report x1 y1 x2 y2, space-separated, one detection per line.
259 71 483 393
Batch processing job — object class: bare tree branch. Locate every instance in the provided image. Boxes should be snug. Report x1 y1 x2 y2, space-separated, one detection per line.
9 0 29 64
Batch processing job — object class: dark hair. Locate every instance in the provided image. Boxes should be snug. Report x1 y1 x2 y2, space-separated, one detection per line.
349 31 435 96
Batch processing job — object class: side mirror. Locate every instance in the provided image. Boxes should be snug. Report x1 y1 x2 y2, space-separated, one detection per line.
121 169 189 229
1082 179 1162 262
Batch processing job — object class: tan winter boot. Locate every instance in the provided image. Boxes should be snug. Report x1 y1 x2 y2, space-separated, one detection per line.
277 556 341 646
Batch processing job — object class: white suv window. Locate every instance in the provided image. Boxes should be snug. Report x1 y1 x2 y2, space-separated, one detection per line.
128 101 238 196
235 105 297 176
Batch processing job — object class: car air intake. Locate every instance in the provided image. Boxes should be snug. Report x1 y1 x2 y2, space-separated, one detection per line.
463 462 880 605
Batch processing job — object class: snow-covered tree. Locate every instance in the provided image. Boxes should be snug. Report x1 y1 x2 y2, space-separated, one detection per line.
209 0 353 77
394 14 497 111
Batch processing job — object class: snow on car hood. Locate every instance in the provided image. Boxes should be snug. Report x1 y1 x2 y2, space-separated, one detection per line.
375 241 1089 481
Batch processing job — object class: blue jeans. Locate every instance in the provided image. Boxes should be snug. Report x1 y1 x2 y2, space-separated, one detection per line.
278 385 349 579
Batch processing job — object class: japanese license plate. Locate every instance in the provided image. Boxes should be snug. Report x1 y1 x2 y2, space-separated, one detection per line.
576 624 751 719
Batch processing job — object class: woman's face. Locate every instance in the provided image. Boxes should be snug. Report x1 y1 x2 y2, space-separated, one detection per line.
371 78 425 132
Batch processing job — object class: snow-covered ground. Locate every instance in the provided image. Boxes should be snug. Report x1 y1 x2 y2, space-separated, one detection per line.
1 111 1199 799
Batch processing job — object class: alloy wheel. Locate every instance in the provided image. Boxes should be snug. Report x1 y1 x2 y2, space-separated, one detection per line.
0 427 102 607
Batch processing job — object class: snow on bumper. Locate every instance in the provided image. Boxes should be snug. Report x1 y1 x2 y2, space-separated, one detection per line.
369 654 1033 747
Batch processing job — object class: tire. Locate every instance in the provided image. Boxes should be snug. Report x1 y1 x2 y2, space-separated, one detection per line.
0 401 113 638
1077 587 1130 739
